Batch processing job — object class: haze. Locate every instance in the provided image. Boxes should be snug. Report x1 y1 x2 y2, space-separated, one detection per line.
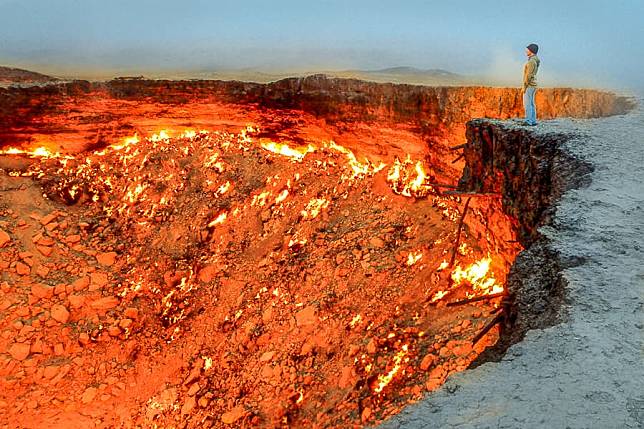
1 0 643 89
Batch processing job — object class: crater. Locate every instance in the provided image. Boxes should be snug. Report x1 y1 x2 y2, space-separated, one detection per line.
0 76 632 427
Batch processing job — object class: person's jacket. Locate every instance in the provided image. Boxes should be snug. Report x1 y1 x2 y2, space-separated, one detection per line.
523 55 540 90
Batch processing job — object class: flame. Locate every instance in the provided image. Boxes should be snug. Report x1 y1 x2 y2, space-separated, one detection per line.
216 181 231 195
387 156 435 197
208 212 228 227
260 140 316 161
295 390 304 405
326 141 385 178
275 189 289 204
451 257 504 296
349 314 362 328
430 290 449 303
203 356 213 371
150 130 171 142
301 198 329 219
181 130 197 139
0 145 70 159
252 191 271 207
406 251 423 266
373 344 409 393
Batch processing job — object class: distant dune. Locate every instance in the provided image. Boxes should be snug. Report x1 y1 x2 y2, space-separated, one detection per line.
0 66 58 85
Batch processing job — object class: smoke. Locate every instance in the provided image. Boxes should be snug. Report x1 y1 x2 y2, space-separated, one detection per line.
480 47 524 87
480 46 606 89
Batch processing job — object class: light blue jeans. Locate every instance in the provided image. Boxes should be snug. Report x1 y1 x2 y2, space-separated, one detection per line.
523 87 537 125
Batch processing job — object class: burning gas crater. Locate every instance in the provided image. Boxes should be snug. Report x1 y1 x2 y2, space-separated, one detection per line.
0 126 519 426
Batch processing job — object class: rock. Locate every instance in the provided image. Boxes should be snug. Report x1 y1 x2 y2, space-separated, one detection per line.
35 265 50 278
96 252 117 266
361 407 372 423
16 262 30 276
186 383 200 396
0 229 10 248
183 359 204 385
124 307 138 319
221 405 245 424
369 237 385 248
259 351 275 362
68 294 85 309
66 234 81 244
181 396 196 415
81 387 98 404
8 342 31 361
37 237 55 247
51 304 70 323
295 306 317 327
72 276 90 291
43 365 60 379
107 326 121 337
40 212 58 226
451 341 473 357
338 365 355 389
90 297 119 310
198 264 220 283
118 318 133 329
90 272 108 290
31 283 54 300
419 353 436 371
78 332 91 345
36 245 53 257
366 338 378 354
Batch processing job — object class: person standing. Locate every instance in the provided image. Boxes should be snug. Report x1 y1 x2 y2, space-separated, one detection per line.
523 43 540 126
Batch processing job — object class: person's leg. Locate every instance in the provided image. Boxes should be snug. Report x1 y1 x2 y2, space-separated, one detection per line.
529 87 537 124
523 89 530 122
525 87 537 125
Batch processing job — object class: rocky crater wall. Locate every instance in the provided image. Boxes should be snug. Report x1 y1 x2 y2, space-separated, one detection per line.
459 119 598 359
0 76 634 151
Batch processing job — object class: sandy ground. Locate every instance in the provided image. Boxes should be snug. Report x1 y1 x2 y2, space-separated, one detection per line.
380 94 644 429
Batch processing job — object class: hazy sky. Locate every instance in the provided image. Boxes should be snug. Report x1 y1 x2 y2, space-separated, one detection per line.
1 0 643 88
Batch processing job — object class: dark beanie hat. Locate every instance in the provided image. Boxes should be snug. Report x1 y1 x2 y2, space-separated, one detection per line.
527 43 539 54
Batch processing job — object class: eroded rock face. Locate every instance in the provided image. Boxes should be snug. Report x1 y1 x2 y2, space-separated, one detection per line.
460 119 593 244
459 119 596 361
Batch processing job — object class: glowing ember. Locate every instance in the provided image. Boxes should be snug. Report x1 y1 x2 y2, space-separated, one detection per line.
373 344 409 393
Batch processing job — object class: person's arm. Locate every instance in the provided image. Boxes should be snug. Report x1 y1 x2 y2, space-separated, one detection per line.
523 60 536 91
